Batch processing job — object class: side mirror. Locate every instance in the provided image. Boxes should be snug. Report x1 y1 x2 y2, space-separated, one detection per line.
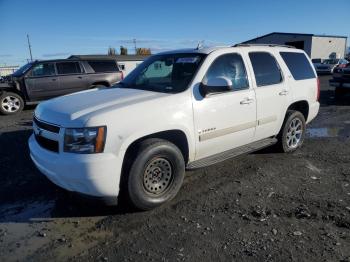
199 77 233 97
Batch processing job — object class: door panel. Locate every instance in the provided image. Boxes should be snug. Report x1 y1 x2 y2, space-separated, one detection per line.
25 62 58 101
247 52 289 141
193 90 257 160
25 76 59 101
193 52 257 160
254 83 288 141
56 74 89 96
55 62 89 96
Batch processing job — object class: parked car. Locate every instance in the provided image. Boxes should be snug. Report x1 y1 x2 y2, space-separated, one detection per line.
315 58 349 74
0 59 123 115
29 45 320 210
329 62 350 98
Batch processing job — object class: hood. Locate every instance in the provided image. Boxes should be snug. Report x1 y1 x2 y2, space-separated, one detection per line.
35 87 169 127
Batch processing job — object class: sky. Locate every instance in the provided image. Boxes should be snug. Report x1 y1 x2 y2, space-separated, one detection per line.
0 0 349 66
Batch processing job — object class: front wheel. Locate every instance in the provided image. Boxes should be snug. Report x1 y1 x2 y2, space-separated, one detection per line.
0 92 24 115
126 139 185 210
276 110 306 153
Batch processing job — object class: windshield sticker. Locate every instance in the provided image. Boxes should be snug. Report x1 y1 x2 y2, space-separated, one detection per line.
176 57 199 63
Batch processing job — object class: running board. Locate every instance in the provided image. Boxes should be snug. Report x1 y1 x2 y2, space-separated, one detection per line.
187 137 277 170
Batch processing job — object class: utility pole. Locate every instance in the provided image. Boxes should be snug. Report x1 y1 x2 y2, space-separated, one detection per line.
133 38 137 54
27 34 33 61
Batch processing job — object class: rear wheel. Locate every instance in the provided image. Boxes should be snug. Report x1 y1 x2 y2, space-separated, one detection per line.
0 92 24 115
276 110 306 153
125 139 185 210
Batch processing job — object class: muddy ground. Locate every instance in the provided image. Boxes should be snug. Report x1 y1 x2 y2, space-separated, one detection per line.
0 76 349 262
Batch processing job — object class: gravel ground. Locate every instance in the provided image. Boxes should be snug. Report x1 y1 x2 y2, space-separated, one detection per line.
0 75 349 262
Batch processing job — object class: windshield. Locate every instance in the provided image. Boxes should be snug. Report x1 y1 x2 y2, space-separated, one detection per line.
12 62 33 76
119 53 206 93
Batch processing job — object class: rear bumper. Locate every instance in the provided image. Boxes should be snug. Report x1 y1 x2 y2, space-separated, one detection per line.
29 134 122 200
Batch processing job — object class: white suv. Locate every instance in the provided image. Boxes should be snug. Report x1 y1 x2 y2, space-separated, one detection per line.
29 44 320 210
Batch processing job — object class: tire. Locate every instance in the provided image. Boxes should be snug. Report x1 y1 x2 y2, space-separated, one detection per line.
0 92 24 115
126 138 185 210
276 110 306 153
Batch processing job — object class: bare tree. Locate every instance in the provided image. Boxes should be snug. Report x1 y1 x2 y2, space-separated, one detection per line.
120 46 128 55
136 48 151 55
108 47 116 56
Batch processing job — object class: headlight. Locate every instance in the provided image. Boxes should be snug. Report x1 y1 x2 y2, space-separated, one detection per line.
64 126 106 154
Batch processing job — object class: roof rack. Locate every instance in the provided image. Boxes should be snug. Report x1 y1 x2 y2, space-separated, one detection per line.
233 43 296 49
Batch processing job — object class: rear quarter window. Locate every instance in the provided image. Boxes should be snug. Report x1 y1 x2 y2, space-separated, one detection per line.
88 61 119 73
280 52 316 80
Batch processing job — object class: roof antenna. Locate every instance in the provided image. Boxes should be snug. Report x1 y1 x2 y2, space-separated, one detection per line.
196 40 204 50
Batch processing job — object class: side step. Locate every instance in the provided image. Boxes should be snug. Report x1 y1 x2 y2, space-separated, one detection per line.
187 137 277 170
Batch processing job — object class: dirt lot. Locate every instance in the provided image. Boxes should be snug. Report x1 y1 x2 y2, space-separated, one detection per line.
0 75 350 262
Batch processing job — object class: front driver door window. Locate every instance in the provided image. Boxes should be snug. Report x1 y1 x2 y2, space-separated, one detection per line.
204 53 249 91
31 63 56 77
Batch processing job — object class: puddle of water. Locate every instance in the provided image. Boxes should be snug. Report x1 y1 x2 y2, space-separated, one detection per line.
306 127 339 138
0 200 55 222
307 125 350 139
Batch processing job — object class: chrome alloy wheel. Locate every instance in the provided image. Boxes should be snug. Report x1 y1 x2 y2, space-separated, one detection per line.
286 118 303 149
143 157 173 194
1 95 20 113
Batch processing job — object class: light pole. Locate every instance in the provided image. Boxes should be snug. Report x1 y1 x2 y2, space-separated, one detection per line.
27 34 33 61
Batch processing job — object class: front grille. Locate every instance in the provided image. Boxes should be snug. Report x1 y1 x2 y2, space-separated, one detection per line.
35 134 59 153
33 117 60 133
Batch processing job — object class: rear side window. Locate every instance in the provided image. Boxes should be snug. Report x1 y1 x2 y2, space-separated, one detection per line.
88 61 119 72
249 52 282 86
280 52 316 80
56 62 82 74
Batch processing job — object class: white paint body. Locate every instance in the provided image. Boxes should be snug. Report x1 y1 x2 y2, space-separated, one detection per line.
29 46 320 199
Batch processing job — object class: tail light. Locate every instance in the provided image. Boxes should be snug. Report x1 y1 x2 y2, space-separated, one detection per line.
316 77 320 101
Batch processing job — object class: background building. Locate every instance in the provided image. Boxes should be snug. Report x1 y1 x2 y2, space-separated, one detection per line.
242 32 348 59
0 65 19 77
69 54 149 76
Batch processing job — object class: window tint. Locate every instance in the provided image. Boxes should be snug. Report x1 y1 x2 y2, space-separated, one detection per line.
56 62 82 74
280 52 316 80
249 52 282 86
204 53 249 90
88 61 119 72
31 63 55 77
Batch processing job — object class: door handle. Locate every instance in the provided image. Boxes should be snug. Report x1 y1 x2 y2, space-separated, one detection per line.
279 90 289 96
240 97 254 105
77 76 83 79
52 78 57 81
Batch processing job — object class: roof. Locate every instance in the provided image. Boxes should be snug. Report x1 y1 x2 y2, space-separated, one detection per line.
242 32 348 43
156 46 229 55
68 54 150 61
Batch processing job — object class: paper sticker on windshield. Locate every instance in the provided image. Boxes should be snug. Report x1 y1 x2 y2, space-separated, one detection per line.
176 57 199 63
